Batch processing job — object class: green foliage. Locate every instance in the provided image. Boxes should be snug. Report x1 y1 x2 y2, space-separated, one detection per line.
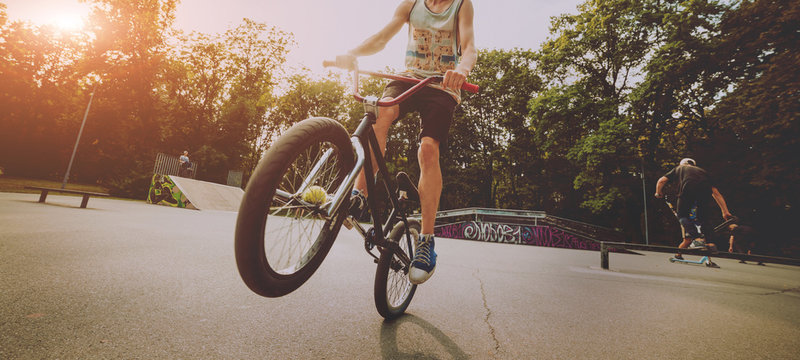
269 72 347 130
531 0 652 234
445 49 542 209
0 0 293 194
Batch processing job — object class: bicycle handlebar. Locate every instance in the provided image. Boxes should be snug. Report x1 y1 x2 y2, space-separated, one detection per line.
322 61 479 105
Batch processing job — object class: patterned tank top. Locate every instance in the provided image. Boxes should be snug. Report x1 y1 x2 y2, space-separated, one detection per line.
405 0 463 102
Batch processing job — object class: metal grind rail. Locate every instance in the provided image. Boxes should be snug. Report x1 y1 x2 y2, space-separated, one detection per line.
599 241 800 269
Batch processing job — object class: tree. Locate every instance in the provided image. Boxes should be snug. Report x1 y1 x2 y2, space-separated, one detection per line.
163 19 294 183
444 49 542 210
77 0 178 196
530 0 653 234
706 0 800 254
0 14 89 178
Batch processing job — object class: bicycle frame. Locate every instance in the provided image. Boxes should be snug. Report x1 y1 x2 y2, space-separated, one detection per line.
282 65 478 265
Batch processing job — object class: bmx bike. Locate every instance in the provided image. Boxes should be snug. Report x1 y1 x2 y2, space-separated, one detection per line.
234 62 478 319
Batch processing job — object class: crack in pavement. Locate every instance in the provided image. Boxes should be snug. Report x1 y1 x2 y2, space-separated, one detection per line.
761 287 800 296
474 269 501 358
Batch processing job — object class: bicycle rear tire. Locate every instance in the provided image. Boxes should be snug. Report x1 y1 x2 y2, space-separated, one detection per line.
235 117 354 297
374 219 420 319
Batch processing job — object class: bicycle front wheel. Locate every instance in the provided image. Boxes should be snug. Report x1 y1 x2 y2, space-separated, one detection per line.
235 117 354 298
374 219 420 319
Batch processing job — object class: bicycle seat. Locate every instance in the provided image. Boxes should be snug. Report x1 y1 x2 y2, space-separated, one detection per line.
396 172 419 203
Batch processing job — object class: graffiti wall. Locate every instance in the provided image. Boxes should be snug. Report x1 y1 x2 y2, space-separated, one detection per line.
146 174 195 209
435 221 608 251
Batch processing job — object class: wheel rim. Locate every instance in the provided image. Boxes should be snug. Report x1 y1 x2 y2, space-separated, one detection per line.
263 141 345 275
386 227 417 308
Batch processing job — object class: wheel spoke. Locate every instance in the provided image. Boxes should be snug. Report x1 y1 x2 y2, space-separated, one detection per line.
262 140 345 275
385 226 416 308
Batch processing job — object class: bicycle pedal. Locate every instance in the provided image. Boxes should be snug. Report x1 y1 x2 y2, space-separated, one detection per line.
396 172 419 203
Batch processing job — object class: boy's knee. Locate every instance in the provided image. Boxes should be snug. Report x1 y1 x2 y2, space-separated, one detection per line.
376 102 399 125
418 139 440 160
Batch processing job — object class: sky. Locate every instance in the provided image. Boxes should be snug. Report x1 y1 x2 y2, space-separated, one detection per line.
4 0 583 73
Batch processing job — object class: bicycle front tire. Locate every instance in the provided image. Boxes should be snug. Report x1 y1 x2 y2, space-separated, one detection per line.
235 117 354 298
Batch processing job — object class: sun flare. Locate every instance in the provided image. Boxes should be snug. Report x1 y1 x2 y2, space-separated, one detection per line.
53 14 84 31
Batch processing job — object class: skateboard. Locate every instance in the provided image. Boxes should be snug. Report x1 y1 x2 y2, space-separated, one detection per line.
669 256 719 268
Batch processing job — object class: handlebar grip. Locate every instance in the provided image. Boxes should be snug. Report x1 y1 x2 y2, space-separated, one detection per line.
462 82 479 94
322 60 336 68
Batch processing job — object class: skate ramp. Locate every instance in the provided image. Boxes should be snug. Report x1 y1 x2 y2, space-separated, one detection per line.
168 176 243 211
148 175 243 211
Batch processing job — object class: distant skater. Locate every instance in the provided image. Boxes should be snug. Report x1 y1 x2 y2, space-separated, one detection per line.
179 150 191 177
655 158 734 265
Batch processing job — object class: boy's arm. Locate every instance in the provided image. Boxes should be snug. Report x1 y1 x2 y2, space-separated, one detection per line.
654 176 669 198
443 0 476 90
335 0 415 68
711 186 733 219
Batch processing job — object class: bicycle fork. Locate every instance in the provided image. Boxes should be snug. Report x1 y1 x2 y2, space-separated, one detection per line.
292 126 413 268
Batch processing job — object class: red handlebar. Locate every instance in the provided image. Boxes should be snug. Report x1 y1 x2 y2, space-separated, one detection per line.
461 82 480 94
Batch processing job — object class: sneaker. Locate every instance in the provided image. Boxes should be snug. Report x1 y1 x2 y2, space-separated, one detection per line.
409 234 437 284
349 189 367 218
689 239 708 249
673 254 684 260
706 261 720 268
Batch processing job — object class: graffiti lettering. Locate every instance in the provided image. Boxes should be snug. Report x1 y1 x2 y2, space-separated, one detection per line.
435 221 604 251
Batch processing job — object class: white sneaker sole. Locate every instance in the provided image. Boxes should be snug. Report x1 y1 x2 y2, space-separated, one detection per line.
409 267 435 285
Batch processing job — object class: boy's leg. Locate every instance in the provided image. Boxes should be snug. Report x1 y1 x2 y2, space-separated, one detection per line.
417 137 442 235
352 102 399 195
409 88 454 284
409 137 441 284
675 236 692 259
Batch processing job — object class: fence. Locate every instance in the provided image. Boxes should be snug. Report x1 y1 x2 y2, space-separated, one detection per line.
435 207 546 226
153 152 197 178
540 214 628 243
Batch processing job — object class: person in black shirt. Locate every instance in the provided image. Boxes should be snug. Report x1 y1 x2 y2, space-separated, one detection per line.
655 158 734 260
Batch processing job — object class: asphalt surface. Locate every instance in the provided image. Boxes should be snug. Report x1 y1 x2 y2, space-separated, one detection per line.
1 192 799 359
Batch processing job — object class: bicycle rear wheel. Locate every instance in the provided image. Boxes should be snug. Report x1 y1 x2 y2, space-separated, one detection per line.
374 219 420 319
235 117 354 298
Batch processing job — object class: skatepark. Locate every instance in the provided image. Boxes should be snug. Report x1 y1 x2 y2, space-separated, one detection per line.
2 191 799 359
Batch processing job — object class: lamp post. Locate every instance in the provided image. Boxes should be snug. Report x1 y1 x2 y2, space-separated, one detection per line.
61 82 98 189
641 158 650 245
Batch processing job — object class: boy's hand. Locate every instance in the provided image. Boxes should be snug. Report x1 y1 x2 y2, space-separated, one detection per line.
334 54 358 70
443 68 468 90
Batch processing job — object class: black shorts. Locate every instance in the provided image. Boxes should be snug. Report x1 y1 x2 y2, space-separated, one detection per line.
382 80 458 149
676 182 710 217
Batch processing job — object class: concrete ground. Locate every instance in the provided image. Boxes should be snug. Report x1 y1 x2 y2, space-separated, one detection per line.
1 192 799 359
